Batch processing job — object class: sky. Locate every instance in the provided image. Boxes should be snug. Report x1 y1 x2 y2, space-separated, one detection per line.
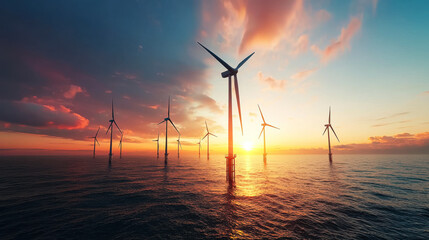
1 0 429 156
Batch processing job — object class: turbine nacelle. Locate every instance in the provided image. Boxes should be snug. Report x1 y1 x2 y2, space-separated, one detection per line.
221 70 237 78
109 119 114 123
325 124 330 127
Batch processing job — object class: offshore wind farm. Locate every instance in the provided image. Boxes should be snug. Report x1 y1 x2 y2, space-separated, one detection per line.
1 1 428 239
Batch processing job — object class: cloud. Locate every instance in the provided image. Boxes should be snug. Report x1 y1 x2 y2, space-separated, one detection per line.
333 132 429 154
312 17 362 62
290 68 317 80
291 34 309 56
376 112 409 121
239 0 304 54
372 120 409 128
64 84 84 99
0 100 88 130
257 72 286 91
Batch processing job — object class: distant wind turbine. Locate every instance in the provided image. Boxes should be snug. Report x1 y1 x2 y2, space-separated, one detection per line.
258 105 279 159
323 107 340 161
177 135 182 158
118 133 123 159
153 131 160 158
198 42 254 183
158 96 180 164
196 139 202 158
90 127 100 159
106 100 122 163
202 121 217 160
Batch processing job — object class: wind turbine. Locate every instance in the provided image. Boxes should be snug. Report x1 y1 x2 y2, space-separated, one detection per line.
323 107 340 161
177 135 182 158
196 139 202 158
106 99 122 163
198 42 254 183
118 133 123 159
257 105 279 159
202 121 217 160
158 96 180 164
153 131 160 158
90 127 100 159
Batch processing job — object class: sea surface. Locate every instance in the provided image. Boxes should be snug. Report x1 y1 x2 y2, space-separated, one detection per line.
0 154 428 239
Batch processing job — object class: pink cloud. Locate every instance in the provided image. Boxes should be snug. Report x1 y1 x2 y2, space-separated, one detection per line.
258 72 286 91
312 17 362 63
290 68 317 80
291 34 309 56
64 84 84 99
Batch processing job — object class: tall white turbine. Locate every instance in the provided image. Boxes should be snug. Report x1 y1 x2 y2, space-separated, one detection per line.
106 100 122 163
257 105 279 159
90 127 100 159
202 121 217 160
153 131 160 158
158 96 180 164
198 42 254 184
323 107 340 161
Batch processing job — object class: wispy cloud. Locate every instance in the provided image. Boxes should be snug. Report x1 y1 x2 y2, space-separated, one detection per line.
376 112 410 121
311 17 362 63
257 72 286 91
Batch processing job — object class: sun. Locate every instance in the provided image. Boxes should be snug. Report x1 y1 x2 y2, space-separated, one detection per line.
242 141 254 152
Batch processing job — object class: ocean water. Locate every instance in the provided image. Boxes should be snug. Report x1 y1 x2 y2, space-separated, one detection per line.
0 154 428 239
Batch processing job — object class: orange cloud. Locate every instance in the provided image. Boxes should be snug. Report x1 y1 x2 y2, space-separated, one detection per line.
291 34 309 56
257 72 286 91
312 17 362 62
290 68 317 80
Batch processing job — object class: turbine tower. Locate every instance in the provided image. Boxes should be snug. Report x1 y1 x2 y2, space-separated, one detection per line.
158 96 180 164
118 133 123 159
153 131 160 158
177 135 182 158
198 42 254 184
257 105 279 159
202 121 217 160
323 107 340 161
90 127 100 159
106 100 122 163
196 139 201 158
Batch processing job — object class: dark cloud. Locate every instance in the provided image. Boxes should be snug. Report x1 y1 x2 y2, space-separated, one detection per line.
0 0 225 141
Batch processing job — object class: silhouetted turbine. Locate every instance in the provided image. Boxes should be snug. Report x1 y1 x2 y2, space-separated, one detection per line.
106 99 122 163
196 139 202 158
198 42 254 184
153 131 160 158
177 135 182 158
158 96 180 164
323 106 340 161
118 133 123 159
90 127 100 159
257 105 279 158
202 121 217 160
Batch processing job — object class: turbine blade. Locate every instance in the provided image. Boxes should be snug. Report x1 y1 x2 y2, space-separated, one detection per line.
266 123 279 130
322 126 328 135
258 104 265 123
329 106 331 124
234 75 243 135
112 99 114 120
197 42 234 72
95 138 100 146
168 96 170 118
210 133 217 137
114 121 122 134
106 123 113 134
205 121 209 133
202 133 209 140
235 52 255 70
179 141 182 149
258 126 265 139
169 119 180 135
158 120 166 125
330 126 340 142
157 131 159 141
95 126 100 137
